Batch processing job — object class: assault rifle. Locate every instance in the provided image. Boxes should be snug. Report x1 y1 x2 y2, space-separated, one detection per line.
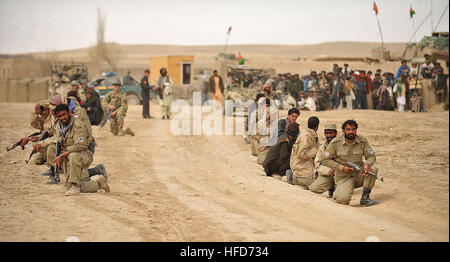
98 111 114 130
25 131 50 164
52 139 61 183
98 98 120 131
6 131 42 151
334 158 384 182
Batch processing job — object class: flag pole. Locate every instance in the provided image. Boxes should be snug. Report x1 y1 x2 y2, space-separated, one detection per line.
412 17 416 43
408 11 432 43
430 0 434 34
223 26 232 55
223 34 231 55
376 14 384 47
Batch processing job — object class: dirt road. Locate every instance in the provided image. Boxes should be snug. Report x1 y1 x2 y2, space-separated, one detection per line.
0 102 448 241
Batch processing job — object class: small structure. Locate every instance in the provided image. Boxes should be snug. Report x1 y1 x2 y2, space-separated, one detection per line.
150 56 194 87
371 47 390 60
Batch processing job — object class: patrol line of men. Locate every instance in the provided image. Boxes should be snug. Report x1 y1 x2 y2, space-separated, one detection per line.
16 78 137 196
249 104 380 206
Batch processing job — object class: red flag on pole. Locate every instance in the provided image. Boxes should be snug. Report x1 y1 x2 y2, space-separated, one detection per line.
373 2 378 15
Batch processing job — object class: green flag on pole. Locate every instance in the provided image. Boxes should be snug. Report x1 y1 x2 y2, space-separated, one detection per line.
410 6 416 18
238 53 245 65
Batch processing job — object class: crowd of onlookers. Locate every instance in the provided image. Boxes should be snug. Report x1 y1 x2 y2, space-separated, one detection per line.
218 55 449 112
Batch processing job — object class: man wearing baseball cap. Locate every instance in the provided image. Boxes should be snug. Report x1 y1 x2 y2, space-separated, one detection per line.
309 122 338 196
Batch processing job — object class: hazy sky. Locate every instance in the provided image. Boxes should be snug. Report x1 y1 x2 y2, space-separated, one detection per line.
0 0 448 54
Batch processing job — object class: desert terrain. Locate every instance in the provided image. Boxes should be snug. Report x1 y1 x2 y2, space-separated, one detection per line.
0 101 448 242
32 42 410 78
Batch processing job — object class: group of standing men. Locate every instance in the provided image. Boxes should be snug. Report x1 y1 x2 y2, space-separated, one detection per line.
140 67 174 120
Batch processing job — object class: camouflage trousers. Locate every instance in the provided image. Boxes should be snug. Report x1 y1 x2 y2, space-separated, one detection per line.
110 111 125 135
332 166 378 205
63 149 98 193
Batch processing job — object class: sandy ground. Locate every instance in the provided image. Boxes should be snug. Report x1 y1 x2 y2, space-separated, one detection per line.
0 102 448 242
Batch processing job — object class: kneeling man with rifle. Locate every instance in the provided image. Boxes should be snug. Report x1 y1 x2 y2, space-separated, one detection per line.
322 119 382 206
43 104 110 196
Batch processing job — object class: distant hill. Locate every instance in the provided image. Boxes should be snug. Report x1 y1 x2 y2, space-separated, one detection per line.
26 41 410 77
32 41 407 60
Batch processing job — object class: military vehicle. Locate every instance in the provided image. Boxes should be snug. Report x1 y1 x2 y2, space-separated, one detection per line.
402 31 449 61
224 64 275 102
49 63 89 97
222 64 276 116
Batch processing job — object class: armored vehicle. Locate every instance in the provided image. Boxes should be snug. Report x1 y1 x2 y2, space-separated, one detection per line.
49 63 89 97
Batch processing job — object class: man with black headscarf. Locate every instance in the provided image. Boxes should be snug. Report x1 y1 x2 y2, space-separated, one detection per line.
83 83 104 125
262 122 299 178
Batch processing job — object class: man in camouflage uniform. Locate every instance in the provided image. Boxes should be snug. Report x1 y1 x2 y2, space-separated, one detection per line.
101 79 134 136
322 119 380 206
286 116 320 189
46 104 109 196
309 122 338 196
